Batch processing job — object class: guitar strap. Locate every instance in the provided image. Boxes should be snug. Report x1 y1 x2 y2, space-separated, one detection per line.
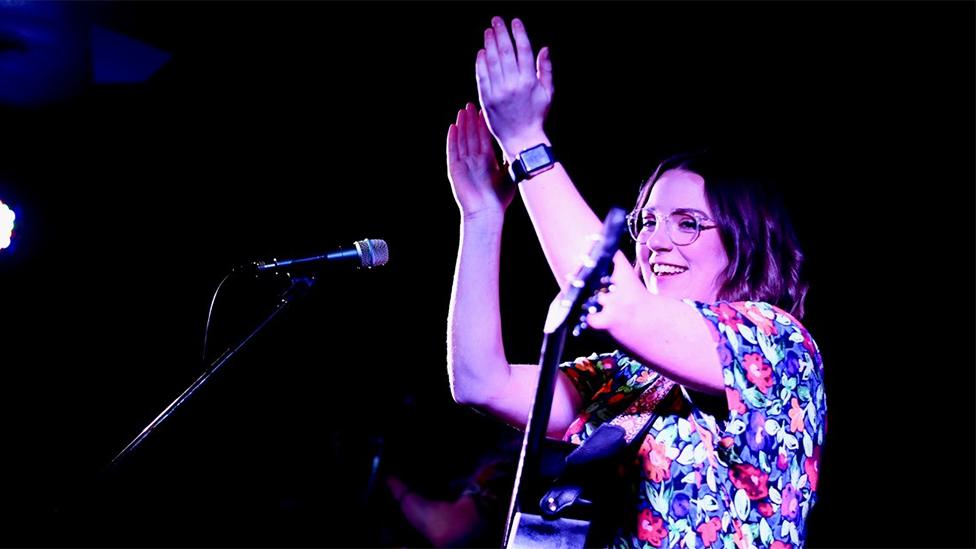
540 373 677 520
605 373 677 446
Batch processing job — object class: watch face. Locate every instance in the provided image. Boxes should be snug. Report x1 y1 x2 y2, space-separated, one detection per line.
521 145 553 171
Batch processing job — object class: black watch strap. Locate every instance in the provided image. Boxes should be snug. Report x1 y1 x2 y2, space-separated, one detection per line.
508 158 529 183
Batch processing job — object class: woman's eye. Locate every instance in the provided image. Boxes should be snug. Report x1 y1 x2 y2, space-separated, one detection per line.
676 217 698 232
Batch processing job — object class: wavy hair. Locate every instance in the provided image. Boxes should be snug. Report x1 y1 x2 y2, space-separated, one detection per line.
632 150 809 318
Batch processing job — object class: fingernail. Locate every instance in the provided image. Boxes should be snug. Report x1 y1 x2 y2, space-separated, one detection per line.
485 28 493 39
512 18 522 27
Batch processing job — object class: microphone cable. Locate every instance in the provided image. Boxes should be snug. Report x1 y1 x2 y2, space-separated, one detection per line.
201 270 235 365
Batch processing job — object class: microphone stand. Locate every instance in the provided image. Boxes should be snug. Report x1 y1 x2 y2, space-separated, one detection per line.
105 274 315 472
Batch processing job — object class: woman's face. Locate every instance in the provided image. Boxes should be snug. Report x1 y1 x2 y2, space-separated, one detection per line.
636 168 729 303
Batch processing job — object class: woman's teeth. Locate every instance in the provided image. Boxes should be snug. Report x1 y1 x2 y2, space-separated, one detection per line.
652 264 688 276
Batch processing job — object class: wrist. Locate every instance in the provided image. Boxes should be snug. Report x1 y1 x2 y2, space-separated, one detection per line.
500 129 551 163
461 208 506 230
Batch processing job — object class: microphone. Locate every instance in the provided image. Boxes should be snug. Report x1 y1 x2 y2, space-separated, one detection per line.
250 238 389 274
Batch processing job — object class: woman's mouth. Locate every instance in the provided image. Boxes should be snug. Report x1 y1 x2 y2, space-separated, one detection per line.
652 263 688 276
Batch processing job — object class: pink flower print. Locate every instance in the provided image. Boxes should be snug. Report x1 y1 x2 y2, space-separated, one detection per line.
729 463 769 500
637 508 667 546
804 446 820 491
711 302 745 332
726 387 747 415
696 517 722 546
744 353 775 394
731 302 777 336
781 483 799 520
788 397 806 433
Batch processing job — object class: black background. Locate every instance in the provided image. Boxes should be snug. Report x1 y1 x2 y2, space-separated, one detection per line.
0 1 973 547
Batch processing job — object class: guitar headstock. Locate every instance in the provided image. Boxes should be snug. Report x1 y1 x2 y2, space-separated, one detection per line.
543 208 628 335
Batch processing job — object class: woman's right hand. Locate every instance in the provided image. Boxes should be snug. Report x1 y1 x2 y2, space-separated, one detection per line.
447 102 514 220
476 17 553 161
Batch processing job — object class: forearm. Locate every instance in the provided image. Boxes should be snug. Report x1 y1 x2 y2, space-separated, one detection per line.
447 213 512 405
607 293 725 394
501 130 604 287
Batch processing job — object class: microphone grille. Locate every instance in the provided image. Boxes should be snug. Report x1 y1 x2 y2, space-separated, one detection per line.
355 239 389 268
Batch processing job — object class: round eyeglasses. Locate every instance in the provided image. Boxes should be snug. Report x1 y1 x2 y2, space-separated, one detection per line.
626 208 718 247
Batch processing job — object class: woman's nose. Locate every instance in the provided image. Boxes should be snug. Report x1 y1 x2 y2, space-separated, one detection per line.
645 223 673 252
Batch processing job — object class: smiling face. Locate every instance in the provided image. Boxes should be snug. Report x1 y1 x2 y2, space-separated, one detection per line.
636 168 729 303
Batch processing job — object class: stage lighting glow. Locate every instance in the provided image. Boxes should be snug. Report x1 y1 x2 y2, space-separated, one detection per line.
0 200 15 252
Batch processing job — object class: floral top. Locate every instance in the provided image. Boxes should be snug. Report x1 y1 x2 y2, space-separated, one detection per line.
559 300 826 549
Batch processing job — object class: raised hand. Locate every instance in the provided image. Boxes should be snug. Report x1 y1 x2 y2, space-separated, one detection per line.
447 102 514 219
476 17 554 159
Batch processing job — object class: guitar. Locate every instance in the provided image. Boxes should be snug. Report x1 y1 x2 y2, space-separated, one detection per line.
503 208 630 549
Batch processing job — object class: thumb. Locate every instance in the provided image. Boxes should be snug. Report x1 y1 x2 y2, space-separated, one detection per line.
610 252 635 282
537 47 554 96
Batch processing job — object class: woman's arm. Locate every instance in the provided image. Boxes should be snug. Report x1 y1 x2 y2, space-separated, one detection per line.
445 104 581 436
476 17 606 287
475 18 725 394
587 256 726 394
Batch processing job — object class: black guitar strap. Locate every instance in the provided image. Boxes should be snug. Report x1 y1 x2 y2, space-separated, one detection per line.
540 374 678 519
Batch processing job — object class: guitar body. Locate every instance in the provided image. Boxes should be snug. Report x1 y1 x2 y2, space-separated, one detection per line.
505 439 634 549
507 512 591 549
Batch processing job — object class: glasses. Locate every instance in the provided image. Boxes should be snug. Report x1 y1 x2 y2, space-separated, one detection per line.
626 207 718 246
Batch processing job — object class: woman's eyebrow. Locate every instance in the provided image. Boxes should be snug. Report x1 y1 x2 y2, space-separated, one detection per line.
642 207 710 216
672 207 710 216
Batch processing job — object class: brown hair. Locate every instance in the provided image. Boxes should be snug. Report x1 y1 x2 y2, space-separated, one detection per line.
633 150 809 318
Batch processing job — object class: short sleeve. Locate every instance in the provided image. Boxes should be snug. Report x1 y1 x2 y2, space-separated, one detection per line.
558 350 663 444
557 351 620 403
689 299 827 493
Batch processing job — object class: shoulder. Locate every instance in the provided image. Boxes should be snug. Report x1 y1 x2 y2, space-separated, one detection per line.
686 299 820 359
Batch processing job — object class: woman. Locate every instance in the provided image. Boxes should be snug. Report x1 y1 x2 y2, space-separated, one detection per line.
447 18 826 548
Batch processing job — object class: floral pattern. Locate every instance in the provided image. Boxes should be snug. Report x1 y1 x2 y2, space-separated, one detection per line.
559 300 827 548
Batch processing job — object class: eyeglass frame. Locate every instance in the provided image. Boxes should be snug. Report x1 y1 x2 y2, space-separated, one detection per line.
625 207 719 247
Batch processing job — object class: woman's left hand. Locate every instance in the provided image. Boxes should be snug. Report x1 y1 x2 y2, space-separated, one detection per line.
584 253 645 333
447 103 513 219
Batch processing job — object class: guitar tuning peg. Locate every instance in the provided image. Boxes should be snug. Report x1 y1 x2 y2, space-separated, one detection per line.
575 251 596 269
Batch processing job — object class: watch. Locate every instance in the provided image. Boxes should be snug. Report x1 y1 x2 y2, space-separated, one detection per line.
508 143 557 183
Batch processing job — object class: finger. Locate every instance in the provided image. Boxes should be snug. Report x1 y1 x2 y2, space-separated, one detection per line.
447 123 459 164
476 109 494 156
585 308 608 330
455 109 468 158
511 18 535 82
475 49 492 100
464 103 479 155
610 252 634 281
595 290 609 306
491 16 519 82
483 28 504 88
537 46 554 97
